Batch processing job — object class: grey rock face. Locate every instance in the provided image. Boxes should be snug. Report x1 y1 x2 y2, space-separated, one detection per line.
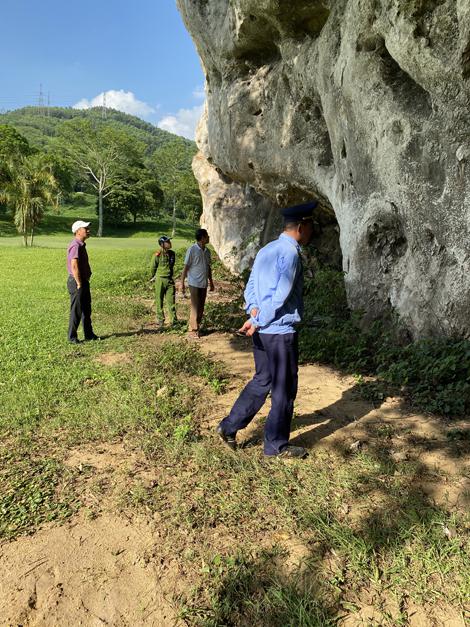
177 0 470 338
194 109 281 273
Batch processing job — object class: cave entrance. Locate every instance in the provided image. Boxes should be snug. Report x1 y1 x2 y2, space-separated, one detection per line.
263 189 342 270
310 202 342 270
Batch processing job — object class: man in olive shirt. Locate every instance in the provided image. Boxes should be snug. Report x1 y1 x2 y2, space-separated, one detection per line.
181 228 214 338
150 235 177 327
66 220 98 344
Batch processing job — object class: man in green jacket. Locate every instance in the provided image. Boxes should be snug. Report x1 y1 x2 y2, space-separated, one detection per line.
150 236 177 328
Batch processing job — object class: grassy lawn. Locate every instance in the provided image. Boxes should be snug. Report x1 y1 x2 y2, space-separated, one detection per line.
0 205 197 438
0 208 469 625
0 196 197 249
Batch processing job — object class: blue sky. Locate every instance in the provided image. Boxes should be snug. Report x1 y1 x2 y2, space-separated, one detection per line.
0 0 205 138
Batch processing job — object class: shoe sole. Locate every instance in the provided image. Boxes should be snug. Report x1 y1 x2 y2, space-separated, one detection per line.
265 451 308 459
216 427 237 451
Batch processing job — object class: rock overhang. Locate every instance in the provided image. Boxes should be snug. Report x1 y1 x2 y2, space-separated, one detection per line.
177 0 470 338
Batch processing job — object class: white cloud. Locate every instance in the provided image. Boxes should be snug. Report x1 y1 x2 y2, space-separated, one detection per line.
192 85 206 100
73 90 155 117
157 104 204 140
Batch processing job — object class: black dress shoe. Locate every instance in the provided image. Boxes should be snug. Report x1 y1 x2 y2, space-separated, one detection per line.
216 424 237 450
273 445 308 459
68 337 81 344
84 334 100 341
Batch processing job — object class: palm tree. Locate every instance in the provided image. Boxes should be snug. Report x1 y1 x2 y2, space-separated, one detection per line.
1 155 57 246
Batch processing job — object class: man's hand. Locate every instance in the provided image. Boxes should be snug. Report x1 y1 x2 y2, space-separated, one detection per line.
181 284 187 298
238 319 257 336
246 324 257 337
209 279 215 292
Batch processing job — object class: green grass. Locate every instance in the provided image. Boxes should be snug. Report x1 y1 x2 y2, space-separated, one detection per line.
0 195 197 249
0 447 78 539
0 221 229 539
127 438 469 624
0 223 469 624
178 550 337 626
0 255 211 440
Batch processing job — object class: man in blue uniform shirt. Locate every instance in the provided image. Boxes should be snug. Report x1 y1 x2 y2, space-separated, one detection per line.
217 200 317 458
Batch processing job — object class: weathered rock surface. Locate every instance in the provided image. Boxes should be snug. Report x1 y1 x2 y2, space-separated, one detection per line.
193 109 281 273
178 0 470 338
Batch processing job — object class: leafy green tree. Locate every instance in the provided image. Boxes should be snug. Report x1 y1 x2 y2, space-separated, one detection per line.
172 170 203 224
57 119 144 236
0 154 57 246
0 108 201 228
0 124 31 163
151 140 202 235
103 165 163 224
40 152 75 205
0 126 32 215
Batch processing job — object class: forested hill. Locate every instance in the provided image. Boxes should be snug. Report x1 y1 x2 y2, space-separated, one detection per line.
0 107 202 231
0 106 195 157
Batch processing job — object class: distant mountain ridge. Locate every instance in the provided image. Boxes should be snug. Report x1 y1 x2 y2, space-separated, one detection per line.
0 106 196 156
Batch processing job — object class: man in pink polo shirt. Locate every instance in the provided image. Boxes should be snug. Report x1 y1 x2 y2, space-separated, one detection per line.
66 220 98 344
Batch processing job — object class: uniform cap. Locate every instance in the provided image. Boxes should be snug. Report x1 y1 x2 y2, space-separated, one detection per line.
71 220 90 233
281 201 318 223
158 235 171 246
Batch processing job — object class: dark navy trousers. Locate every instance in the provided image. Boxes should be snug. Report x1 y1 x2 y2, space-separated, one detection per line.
67 277 94 340
220 331 298 455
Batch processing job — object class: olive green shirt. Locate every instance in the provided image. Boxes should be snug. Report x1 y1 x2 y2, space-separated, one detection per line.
151 249 176 280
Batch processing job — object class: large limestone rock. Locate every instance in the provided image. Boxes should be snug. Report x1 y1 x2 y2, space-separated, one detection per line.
194 109 281 273
177 0 470 338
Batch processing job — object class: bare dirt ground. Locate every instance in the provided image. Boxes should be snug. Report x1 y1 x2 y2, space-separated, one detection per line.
199 332 470 511
0 439 183 627
1 332 468 626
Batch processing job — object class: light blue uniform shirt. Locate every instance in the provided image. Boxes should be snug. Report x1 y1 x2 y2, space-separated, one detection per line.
244 233 303 335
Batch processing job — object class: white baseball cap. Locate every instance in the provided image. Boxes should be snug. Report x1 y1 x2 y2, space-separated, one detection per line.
71 220 91 234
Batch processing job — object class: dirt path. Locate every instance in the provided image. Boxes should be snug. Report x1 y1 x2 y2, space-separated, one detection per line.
1 331 468 626
0 512 177 626
199 332 470 507
0 440 182 627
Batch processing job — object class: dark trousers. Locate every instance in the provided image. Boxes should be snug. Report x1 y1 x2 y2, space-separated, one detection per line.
67 276 94 340
188 285 207 332
220 332 298 455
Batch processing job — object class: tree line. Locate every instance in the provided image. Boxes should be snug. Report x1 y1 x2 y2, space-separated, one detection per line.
0 108 202 244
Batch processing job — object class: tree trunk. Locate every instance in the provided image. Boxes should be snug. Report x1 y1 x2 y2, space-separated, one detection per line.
171 197 177 238
30 226 34 247
98 189 103 237
133 213 137 225
23 232 27 247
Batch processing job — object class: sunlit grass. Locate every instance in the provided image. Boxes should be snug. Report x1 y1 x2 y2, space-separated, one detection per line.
0 224 468 625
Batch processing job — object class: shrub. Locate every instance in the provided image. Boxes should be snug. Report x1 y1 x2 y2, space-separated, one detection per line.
299 269 470 416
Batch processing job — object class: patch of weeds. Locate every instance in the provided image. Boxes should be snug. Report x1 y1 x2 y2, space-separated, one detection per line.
299 268 470 416
0 448 77 539
96 296 151 320
149 339 228 394
178 549 336 626
446 428 470 442
173 414 197 444
370 423 395 439
210 252 236 283
122 435 469 615
120 481 155 512
378 339 470 416
353 375 395 405
303 267 351 323
141 382 198 444
204 298 245 333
